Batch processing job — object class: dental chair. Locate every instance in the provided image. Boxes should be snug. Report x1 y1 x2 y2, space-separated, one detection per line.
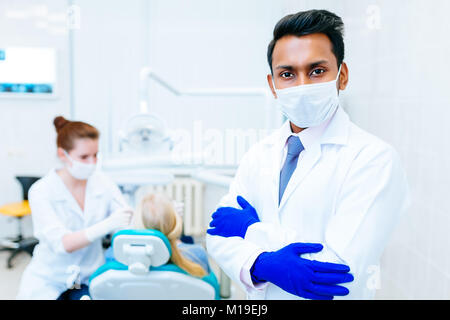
89 229 220 300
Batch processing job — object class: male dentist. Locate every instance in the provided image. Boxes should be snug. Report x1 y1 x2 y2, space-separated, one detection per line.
206 9 411 300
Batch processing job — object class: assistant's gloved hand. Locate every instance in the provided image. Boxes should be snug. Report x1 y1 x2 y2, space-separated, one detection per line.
84 207 133 242
207 195 260 238
250 242 354 300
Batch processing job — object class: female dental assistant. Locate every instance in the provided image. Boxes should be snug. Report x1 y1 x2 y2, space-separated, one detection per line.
16 116 133 300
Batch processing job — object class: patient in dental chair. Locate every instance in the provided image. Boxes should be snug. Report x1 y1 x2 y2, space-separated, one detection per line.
105 192 210 277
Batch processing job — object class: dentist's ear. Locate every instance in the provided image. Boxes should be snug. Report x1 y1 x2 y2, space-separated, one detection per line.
338 62 349 90
267 74 277 98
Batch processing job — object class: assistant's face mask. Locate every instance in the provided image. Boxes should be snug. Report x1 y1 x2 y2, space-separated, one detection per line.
63 150 96 180
273 64 342 128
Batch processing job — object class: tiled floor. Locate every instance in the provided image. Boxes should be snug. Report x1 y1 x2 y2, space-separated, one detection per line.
0 251 30 300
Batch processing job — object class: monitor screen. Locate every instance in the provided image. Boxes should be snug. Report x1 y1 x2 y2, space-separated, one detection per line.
0 47 56 96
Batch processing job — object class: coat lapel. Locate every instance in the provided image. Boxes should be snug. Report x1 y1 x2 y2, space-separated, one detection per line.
260 121 290 214
278 142 322 211
277 106 350 212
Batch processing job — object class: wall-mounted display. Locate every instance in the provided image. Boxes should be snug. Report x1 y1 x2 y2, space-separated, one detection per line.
0 47 56 97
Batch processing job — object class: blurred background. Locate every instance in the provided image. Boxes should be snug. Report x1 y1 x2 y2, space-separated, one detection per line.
0 0 449 300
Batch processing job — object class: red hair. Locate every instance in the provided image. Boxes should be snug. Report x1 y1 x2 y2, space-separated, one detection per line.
53 116 99 151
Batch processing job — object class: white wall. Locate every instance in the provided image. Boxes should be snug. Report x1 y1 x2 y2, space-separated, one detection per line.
283 0 450 299
72 0 285 160
0 0 71 237
71 0 150 155
145 0 280 136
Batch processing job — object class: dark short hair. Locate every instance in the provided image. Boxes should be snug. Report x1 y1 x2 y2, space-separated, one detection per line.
267 9 345 74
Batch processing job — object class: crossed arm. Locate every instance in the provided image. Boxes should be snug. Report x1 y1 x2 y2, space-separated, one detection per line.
207 195 353 300
206 146 410 300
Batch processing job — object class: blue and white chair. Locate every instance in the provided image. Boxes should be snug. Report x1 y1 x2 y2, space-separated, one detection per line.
89 229 220 300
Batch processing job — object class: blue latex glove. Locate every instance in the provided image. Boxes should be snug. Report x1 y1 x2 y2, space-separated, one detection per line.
207 196 260 238
250 242 354 300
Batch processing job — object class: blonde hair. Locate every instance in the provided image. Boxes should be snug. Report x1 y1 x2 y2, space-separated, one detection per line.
134 192 207 278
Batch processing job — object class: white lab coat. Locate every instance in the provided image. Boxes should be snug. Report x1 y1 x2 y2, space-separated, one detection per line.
206 106 411 300
16 169 127 300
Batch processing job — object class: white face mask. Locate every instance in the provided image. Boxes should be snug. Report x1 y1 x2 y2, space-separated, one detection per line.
63 150 96 180
273 64 342 128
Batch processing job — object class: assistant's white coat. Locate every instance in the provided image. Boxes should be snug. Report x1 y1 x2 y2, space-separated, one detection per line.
16 169 126 299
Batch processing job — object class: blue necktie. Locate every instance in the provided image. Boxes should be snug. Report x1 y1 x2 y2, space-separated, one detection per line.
279 135 304 204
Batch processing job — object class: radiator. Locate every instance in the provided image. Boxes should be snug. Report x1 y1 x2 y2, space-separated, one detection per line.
135 178 205 236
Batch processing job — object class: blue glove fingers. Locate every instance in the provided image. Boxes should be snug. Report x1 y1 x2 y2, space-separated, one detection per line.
300 290 334 300
209 214 225 227
206 228 220 236
211 208 228 219
209 219 217 227
311 272 354 285
288 242 323 255
209 216 228 229
211 210 232 222
309 259 351 273
211 211 220 220
309 283 350 296
236 196 260 221
213 207 241 217
236 195 250 209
